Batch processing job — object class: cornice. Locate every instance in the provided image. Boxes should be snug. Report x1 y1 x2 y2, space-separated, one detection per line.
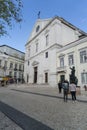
57 37 87 53
27 43 61 60
0 45 25 54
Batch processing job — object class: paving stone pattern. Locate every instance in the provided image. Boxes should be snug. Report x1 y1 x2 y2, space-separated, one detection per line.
0 111 23 130
0 84 87 130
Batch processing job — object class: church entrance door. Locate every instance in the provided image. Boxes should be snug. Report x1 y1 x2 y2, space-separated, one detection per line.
34 67 37 83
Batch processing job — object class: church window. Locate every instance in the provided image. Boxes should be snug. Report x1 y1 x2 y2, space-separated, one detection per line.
28 61 29 66
36 25 40 32
45 52 48 58
36 43 38 52
28 46 31 57
46 34 49 46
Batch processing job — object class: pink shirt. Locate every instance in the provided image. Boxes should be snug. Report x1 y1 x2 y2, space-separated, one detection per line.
69 83 76 92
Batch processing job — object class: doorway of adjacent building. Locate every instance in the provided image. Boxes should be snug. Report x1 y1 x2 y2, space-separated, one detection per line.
27 74 29 83
34 67 37 83
60 75 65 82
45 72 48 83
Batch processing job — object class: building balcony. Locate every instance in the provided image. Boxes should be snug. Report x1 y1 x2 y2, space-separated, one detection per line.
57 66 67 73
19 69 23 72
14 68 18 71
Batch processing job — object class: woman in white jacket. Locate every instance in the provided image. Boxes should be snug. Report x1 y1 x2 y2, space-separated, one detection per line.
69 82 76 102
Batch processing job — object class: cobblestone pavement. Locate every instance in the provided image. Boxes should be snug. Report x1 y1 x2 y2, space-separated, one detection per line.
0 84 87 130
0 111 22 130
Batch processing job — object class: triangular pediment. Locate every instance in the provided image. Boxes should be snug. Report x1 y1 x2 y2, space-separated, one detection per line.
27 18 52 42
26 16 87 46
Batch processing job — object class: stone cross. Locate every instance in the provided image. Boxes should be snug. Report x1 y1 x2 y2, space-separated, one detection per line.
38 11 40 19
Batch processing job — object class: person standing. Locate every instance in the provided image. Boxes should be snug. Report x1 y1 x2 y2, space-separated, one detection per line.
58 81 62 93
69 82 76 103
62 80 69 102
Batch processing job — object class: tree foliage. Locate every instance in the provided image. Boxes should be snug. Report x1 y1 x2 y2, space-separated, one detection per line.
0 0 22 36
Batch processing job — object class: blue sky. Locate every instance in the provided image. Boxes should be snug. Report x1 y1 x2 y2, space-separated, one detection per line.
0 0 87 52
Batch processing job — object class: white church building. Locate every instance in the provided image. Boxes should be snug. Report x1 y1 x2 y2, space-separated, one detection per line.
24 16 87 88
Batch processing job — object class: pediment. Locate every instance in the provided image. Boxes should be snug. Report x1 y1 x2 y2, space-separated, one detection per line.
27 18 52 42
32 61 39 66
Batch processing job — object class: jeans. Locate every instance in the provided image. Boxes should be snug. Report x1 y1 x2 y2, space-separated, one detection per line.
63 90 68 102
71 91 76 101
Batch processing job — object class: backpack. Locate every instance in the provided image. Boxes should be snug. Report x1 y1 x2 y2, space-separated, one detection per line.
62 82 69 90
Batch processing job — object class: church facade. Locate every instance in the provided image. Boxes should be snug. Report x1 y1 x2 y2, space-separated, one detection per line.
24 16 87 87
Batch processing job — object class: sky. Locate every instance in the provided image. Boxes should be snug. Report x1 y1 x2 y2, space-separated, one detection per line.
0 0 87 52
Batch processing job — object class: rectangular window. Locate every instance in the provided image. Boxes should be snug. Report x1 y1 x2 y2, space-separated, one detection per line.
46 35 49 46
23 65 24 71
45 72 48 83
28 61 29 66
36 43 38 52
19 64 22 71
0 60 2 67
80 50 87 63
4 61 7 66
45 52 48 58
10 62 13 69
28 46 31 57
60 57 64 67
15 63 17 69
68 54 74 66
81 73 87 84
9 71 12 77
4 61 7 70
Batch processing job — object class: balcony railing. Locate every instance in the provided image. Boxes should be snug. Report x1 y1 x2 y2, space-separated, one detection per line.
19 69 23 71
14 68 23 71
57 66 67 73
14 68 18 71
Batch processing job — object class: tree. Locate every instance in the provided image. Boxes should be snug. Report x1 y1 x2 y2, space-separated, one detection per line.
0 0 22 36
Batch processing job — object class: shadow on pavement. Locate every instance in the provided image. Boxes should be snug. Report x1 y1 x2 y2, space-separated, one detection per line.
11 89 87 103
11 89 63 99
0 101 54 130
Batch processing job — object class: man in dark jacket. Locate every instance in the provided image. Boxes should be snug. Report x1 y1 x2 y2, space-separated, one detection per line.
58 81 62 93
62 80 69 102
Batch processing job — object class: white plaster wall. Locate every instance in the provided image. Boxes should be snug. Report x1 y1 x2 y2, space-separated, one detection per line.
61 24 79 45
25 45 58 87
57 38 87 89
